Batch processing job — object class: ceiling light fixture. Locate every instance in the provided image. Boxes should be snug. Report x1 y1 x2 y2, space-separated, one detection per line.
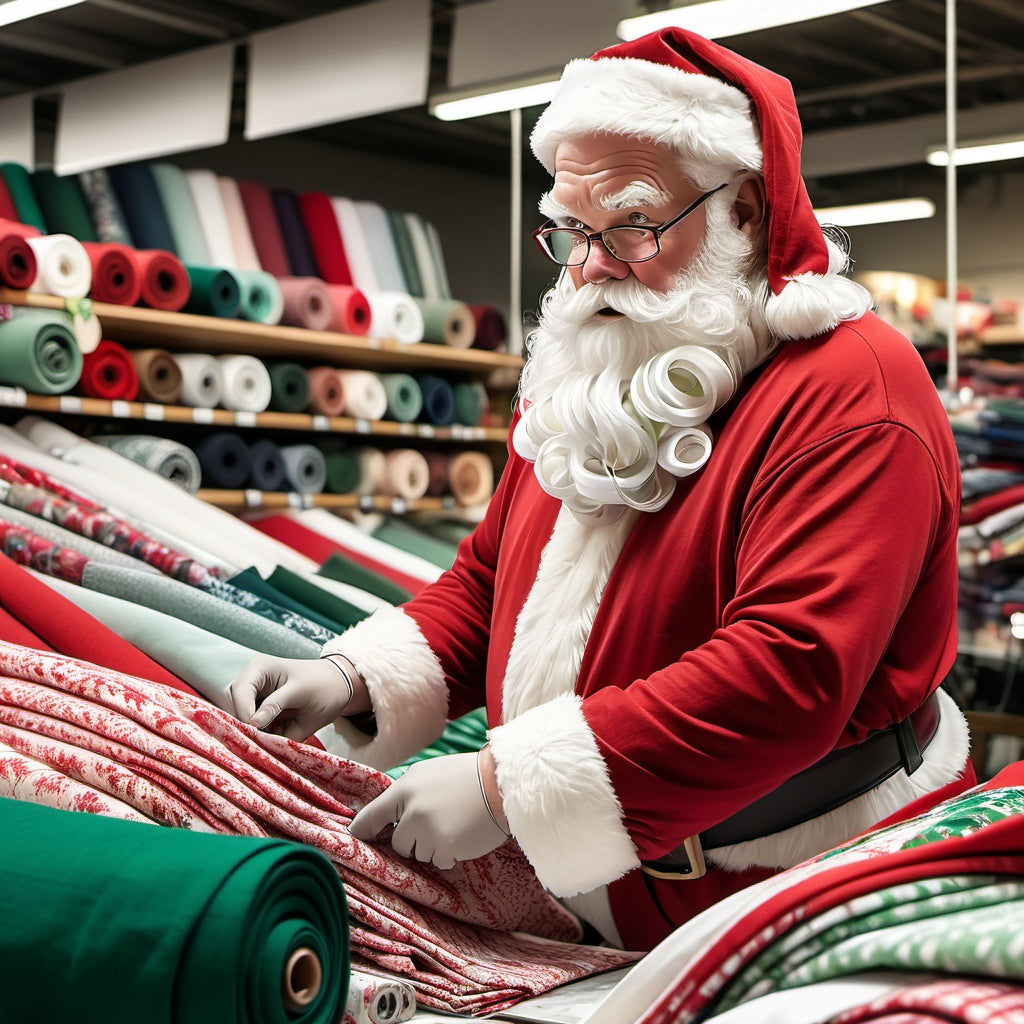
617 0 893 41
813 197 936 227
925 135 1024 167
0 0 86 28
430 76 559 121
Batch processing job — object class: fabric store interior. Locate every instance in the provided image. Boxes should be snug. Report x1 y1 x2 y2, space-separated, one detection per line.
1 0 1024 1022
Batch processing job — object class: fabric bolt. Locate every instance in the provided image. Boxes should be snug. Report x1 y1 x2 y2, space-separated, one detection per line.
281 444 328 495
826 978 1024 1024
268 361 312 413
0 642 639 1013
234 268 284 325
417 374 456 426
336 370 388 421
307 366 347 417
237 180 292 278
423 221 454 299
425 452 451 497
91 435 201 494
217 177 263 271
452 380 489 427
317 551 414 606
269 564 383 622
93 346 140 412
272 189 321 279
25 232 92 299
386 210 423 298
0 518 90 583
380 373 423 423
299 191 354 285
325 284 372 336
130 348 184 404
228 566 349 635
0 309 82 395
467 305 507 351
0 162 47 232
106 163 177 253
330 198 378 293
344 969 417 1024
381 450 430 501
355 201 408 293
403 213 443 300
148 163 211 264
77 169 133 245
448 452 494 507
196 431 252 489
30 169 97 242
278 276 335 331
81 241 143 306
370 516 459 570
135 249 191 312
367 291 424 344
352 447 387 495
0 173 21 221
246 439 287 492
184 264 242 318
0 218 38 289
413 517 476 547
0 797 349 1024
218 354 273 413
414 298 476 348
172 352 224 408
324 448 362 494
184 169 238 268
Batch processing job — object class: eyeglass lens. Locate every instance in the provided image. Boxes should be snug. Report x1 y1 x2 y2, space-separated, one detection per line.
540 226 658 267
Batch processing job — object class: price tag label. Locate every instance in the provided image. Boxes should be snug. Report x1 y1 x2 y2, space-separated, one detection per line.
244 489 262 508
143 404 164 421
398 422 414 435
418 424 435 438
110 400 131 418
442 495 456 510
0 386 27 408
59 396 83 414
286 491 303 509
358 494 375 512
390 497 408 515
312 416 330 432
235 411 257 428
355 419 371 435
192 407 215 424
450 423 465 440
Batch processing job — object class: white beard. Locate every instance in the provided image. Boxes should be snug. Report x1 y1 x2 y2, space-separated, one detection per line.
514 194 775 525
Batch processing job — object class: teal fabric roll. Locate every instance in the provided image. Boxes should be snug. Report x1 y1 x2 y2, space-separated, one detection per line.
268 361 311 413
0 309 83 394
380 372 423 423
149 163 211 264
0 161 47 232
234 268 284 324
184 264 242 318
31 169 97 242
452 379 488 426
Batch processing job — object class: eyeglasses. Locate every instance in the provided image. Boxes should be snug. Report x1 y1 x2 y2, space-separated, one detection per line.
532 183 728 268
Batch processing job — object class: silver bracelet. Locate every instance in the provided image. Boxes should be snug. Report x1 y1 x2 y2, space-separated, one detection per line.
320 654 355 708
476 748 511 837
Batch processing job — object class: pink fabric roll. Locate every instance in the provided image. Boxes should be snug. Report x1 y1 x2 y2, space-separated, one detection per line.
306 366 346 417
278 276 335 331
325 284 372 337
237 180 291 277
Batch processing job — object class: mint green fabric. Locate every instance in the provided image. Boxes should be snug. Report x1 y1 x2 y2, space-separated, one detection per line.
0 309 82 395
371 516 459 570
0 797 348 1024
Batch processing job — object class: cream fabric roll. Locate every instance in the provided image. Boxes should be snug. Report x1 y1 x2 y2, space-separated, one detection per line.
382 448 430 500
424 219 454 300
172 352 224 408
280 443 327 495
184 168 238 269
351 446 386 495
26 233 92 299
404 212 443 300
336 370 389 421
330 196 379 294
216 354 272 413
354 200 407 293
448 450 494 506
217 176 262 271
366 291 424 344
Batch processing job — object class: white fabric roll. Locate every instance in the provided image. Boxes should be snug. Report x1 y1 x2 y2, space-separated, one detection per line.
354 200 407 293
382 448 430 500
217 176 262 271
280 443 327 495
184 168 238 269
330 196 379 294
366 291 424 344
216 354 272 413
172 352 224 408
352 445 386 495
423 219 453 300
26 233 92 299
345 969 417 1024
336 370 389 421
403 212 442 300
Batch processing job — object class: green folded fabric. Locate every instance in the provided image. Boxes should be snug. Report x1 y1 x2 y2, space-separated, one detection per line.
184 264 241 318
268 361 311 413
380 372 423 422
0 797 348 1024
317 551 413 606
1 161 47 232
230 566 347 634
31 169 97 242
0 309 83 394
387 210 422 297
267 565 369 630
371 516 459 570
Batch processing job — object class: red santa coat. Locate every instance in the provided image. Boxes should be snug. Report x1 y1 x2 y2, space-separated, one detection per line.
323 311 972 951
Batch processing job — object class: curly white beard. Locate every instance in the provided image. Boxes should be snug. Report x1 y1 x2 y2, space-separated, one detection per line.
514 192 776 525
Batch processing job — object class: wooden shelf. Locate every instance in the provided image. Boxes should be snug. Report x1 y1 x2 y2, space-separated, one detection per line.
200 489 457 515
0 390 510 444
0 290 525 376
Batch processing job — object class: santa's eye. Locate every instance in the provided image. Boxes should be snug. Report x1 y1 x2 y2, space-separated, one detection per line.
564 217 585 229
627 211 650 225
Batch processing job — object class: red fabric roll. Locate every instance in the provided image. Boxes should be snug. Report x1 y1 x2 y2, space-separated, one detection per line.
237 179 292 278
298 192 353 285
306 366 346 416
0 217 38 289
325 283 371 336
82 241 143 306
135 249 190 311
278 276 334 331
0 177 19 222
78 339 140 400
469 304 508 350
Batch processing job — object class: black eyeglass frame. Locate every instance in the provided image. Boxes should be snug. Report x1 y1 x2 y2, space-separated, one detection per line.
532 182 729 268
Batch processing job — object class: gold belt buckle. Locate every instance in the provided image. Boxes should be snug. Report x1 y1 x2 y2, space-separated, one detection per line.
640 834 707 881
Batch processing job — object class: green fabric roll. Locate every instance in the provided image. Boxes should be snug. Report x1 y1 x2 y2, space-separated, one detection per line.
380 372 423 423
388 707 488 778
229 566 347 634
0 798 348 1024
317 551 413 606
235 268 284 325
371 516 459 570
324 449 361 494
0 309 83 394
30 169 97 242
149 163 210 264
1 161 47 232
452 380 487 426
387 210 423 297
184 264 242 318
267 565 369 630
416 298 458 344
268 361 311 413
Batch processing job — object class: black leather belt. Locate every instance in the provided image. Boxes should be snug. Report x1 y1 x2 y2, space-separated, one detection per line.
641 691 942 880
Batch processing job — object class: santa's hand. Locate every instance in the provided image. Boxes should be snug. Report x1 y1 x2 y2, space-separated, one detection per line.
228 654 358 741
348 751 509 870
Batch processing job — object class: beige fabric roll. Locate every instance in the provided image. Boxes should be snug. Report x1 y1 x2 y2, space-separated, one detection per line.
381 448 429 500
448 450 494 506
336 370 388 421
351 446 386 495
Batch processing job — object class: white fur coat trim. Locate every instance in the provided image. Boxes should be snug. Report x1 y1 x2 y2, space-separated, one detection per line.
488 692 641 898
316 606 448 772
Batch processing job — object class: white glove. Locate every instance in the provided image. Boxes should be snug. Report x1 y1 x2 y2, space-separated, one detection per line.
348 751 509 870
228 654 355 741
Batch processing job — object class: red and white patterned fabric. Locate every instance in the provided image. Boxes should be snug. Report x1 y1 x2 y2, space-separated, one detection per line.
826 978 1024 1024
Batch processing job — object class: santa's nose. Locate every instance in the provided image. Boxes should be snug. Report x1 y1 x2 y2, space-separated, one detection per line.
580 238 631 285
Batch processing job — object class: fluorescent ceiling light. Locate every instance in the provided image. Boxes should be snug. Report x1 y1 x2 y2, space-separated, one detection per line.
926 135 1024 167
813 197 935 227
0 0 85 28
618 0 891 41
430 77 559 121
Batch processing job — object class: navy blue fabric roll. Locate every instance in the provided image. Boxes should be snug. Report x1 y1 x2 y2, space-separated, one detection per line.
246 439 287 491
417 374 456 427
107 163 177 253
271 189 320 279
195 431 252 489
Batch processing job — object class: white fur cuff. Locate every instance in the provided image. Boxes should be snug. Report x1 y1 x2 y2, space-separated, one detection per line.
488 693 640 897
316 606 448 771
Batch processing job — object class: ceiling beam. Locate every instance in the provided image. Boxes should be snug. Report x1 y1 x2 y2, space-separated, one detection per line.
87 0 239 38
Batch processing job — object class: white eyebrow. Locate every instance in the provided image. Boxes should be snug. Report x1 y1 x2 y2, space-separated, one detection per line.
600 181 673 211
538 191 571 220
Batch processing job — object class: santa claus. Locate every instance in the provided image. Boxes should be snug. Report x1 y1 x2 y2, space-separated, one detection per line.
231 27 973 951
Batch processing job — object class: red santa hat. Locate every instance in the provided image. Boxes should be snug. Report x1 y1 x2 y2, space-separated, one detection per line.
530 27 870 340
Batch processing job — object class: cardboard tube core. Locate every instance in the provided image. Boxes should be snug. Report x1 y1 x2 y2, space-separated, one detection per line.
282 946 322 1010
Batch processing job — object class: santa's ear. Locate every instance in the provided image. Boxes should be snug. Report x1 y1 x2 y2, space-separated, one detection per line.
731 174 767 238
